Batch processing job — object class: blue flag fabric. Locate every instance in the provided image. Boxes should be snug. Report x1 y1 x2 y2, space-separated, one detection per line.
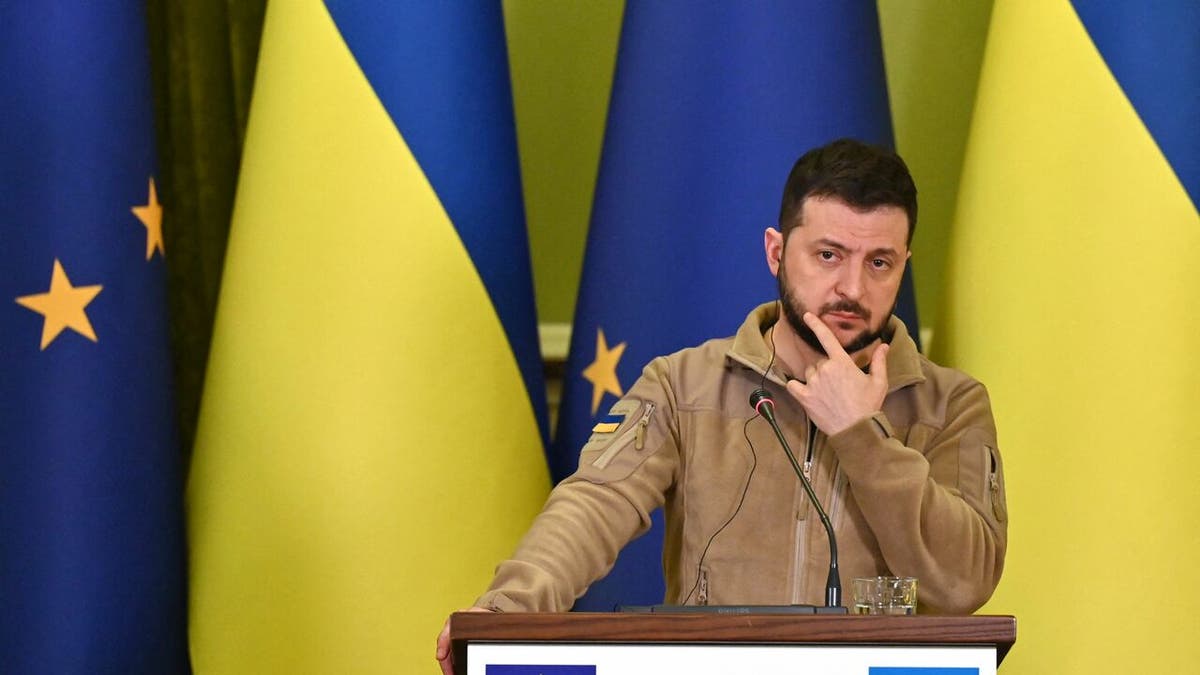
0 3 187 672
552 2 911 610
935 2 1199 671
1069 1 1200 209
323 0 548 441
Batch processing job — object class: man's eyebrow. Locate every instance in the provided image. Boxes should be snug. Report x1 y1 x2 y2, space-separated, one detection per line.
813 238 901 258
813 238 851 252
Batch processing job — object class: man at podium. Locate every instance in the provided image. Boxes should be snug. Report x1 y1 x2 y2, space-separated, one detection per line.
438 139 1007 673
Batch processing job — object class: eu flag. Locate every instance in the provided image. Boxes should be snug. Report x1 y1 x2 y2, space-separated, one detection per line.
552 2 914 610
0 3 187 672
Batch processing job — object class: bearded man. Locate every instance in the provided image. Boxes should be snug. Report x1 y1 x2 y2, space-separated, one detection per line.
437 138 1007 674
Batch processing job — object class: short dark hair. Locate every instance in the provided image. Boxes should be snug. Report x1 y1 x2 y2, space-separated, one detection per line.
777 138 917 246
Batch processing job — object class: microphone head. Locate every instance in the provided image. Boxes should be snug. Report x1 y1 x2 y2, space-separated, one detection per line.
749 388 774 413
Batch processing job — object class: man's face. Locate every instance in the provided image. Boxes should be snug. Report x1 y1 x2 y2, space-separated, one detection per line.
771 196 910 358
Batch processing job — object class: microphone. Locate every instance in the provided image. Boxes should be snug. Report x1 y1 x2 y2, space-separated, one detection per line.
750 388 844 611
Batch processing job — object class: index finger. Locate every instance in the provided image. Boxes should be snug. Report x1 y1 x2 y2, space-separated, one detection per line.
803 312 852 360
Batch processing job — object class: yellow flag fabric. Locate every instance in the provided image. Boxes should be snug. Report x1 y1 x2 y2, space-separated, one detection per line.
187 2 549 672
937 1 1200 672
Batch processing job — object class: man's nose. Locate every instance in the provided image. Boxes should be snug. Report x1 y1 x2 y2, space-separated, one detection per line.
835 263 865 300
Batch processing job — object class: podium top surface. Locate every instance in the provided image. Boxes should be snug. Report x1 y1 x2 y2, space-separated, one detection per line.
450 612 1016 673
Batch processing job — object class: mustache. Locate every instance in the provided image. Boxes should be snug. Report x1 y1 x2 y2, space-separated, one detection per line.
820 300 869 320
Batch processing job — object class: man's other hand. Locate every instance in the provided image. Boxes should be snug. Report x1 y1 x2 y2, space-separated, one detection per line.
437 607 491 675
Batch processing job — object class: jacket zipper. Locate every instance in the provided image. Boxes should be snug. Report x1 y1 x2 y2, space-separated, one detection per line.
802 422 817 481
633 402 655 450
791 518 807 605
794 421 846 604
804 422 846 520
591 402 656 470
793 421 819 603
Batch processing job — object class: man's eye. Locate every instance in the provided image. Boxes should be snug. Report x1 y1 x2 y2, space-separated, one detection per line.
871 258 890 269
819 251 836 261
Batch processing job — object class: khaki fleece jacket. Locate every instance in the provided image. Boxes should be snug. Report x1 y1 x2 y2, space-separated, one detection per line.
478 302 1007 614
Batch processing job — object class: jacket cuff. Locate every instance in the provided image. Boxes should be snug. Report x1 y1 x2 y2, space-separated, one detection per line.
473 591 523 613
828 411 893 453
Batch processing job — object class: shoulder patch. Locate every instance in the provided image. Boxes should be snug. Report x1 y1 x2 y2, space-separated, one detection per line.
587 399 640 441
592 409 628 434
575 398 660 482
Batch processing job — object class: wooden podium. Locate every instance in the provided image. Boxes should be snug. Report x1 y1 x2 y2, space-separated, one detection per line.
449 612 1016 674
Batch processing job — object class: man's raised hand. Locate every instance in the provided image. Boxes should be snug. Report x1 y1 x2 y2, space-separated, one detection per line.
785 312 889 435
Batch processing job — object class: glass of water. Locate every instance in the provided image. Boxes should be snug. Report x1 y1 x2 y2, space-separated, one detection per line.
852 576 917 615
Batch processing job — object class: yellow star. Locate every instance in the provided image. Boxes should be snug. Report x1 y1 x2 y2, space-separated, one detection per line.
15 259 103 350
581 328 626 415
131 177 164 260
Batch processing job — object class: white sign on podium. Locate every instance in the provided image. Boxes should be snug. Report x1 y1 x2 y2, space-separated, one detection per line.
469 642 996 675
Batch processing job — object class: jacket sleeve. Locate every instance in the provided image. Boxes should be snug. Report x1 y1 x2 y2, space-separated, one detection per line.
827 378 1008 614
475 360 680 612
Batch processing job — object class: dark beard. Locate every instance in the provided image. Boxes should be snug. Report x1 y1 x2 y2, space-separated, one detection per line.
777 264 893 358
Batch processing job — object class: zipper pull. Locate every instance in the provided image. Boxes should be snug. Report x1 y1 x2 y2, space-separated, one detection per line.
988 449 1006 521
804 421 818 482
634 402 655 450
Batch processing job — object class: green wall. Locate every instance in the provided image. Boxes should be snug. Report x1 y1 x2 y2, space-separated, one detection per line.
505 0 994 346
503 1 623 327
879 0 993 348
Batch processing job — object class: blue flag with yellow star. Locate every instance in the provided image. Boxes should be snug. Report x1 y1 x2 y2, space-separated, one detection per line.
0 3 188 672
552 2 915 610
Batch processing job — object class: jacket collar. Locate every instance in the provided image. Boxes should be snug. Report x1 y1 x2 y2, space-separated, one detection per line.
726 301 926 392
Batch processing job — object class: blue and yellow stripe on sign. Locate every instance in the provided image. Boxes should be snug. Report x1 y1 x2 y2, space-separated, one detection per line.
484 662 597 667
188 2 549 673
873 662 974 667
936 2 1199 674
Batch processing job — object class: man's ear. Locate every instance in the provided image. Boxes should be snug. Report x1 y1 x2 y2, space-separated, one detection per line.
764 227 784 277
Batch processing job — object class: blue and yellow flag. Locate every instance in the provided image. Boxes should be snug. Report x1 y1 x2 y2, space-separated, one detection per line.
187 2 549 672
937 2 1199 672
0 3 187 672
552 2 913 610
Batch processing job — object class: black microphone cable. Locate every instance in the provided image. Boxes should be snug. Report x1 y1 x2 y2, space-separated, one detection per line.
678 303 785 607
678 416 758 606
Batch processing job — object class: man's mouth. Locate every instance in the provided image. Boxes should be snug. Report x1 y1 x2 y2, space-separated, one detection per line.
825 310 864 323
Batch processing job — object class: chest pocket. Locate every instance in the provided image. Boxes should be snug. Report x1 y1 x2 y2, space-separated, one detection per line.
575 398 658 484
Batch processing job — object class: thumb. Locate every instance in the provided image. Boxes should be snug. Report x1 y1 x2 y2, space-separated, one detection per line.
436 617 451 660
869 342 889 386
785 377 807 402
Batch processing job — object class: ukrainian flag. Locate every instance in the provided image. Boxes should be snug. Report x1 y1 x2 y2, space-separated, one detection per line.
1 3 187 672
187 2 549 672
937 2 1199 672
553 2 913 610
